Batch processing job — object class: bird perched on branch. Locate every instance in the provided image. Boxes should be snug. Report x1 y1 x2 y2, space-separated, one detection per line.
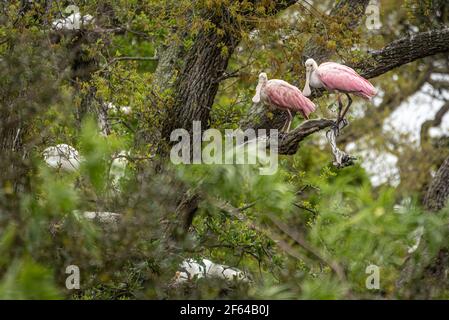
303 58 377 128
252 72 316 133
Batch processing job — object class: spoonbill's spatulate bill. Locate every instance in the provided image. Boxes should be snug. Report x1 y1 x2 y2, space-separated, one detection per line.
303 58 377 125
252 72 316 133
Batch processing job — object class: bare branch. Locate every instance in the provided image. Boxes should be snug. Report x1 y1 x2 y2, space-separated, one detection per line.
277 119 335 155
360 28 449 79
420 100 449 145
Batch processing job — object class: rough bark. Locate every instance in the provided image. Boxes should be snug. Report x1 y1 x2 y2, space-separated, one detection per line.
177 192 201 234
360 28 449 79
162 25 241 139
153 42 184 89
424 155 449 212
277 119 335 155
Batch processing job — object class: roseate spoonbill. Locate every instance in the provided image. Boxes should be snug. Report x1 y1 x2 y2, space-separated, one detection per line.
172 258 249 285
252 72 316 133
303 58 377 127
43 144 83 172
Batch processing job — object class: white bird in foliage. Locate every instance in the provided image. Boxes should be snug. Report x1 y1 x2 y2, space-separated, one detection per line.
73 210 121 224
106 102 132 115
172 258 250 285
52 12 94 30
43 144 82 172
110 151 129 187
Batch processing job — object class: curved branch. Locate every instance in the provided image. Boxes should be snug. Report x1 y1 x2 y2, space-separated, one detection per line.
420 100 449 145
277 119 335 155
360 28 449 79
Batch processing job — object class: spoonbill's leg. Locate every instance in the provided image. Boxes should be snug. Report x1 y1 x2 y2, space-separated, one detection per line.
336 93 343 126
281 112 290 133
340 93 353 121
281 117 288 133
285 109 293 133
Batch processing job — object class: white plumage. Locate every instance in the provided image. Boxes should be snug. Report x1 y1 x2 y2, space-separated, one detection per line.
52 13 94 30
172 258 249 285
43 144 82 172
110 151 129 187
73 210 120 224
106 102 132 115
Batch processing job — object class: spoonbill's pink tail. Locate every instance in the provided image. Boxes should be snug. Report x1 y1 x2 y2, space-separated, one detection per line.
317 62 377 100
265 81 317 120
357 77 378 100
302 98 316 119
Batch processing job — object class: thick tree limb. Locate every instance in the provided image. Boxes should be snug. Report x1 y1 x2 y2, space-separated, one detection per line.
359 28 449 79
162 15 241 138
277 119 335 155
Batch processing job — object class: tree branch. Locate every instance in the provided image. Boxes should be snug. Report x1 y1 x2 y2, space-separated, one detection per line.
359 28 449 79
277 119 335 155
420 100 449 145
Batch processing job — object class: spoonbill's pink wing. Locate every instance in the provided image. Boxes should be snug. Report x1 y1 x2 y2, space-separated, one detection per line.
317 62 377 99
265 80 316 119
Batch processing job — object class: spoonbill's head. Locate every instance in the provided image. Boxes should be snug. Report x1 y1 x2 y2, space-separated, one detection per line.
258 72 268 82
252 72 268 104
305 58 318 72
303 59 318 97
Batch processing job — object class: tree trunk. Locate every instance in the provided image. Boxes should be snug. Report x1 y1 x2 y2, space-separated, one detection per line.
397 155 449 297
162 26 240 140
424 155 449 211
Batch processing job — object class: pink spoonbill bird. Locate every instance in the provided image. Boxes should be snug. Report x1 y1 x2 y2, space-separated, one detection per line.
252 72 316 133
302 58 377 127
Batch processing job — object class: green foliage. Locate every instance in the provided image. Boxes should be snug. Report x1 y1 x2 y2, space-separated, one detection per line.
1 0 448 300
0 259 61 299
